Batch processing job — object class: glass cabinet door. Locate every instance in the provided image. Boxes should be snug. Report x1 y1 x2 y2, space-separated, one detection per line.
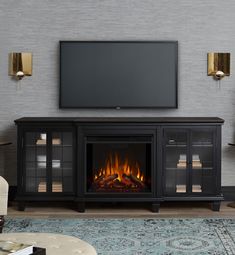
24 130 74 194
164 130 188 195
163 128 217 196
25 132 48 193
52 132 73 193
191 129 215 194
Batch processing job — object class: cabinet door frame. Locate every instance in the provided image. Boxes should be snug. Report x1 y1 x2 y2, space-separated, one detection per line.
162 125 219 197
19 125 76 196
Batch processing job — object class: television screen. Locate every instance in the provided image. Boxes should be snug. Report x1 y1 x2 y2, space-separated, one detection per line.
60 41 178 108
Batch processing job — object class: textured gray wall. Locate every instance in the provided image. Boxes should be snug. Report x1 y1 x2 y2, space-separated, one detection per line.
0 0 235 185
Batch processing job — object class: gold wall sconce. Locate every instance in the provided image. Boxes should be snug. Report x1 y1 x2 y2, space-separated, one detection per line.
9 52 32 80
207 52 230 80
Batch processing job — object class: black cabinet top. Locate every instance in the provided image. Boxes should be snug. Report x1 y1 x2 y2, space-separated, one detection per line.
14 117 224 124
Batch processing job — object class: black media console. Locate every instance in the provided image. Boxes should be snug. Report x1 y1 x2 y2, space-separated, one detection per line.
15 117 224 212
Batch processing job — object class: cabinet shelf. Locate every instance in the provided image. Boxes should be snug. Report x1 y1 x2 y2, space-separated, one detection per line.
166 144 187 147
192 167 213 170
26 144 72 147
166 167 187 170
26 144 47 147
52 145 72 147
166 167 213 171
192 144 213 147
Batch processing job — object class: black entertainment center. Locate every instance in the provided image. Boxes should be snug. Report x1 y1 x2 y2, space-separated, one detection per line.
15 117 224 212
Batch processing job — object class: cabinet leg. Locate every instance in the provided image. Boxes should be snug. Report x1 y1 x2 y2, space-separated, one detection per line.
0 216 4 233
212 201 221 212
152 203 160 213
18 202 26 211
77 202 85 213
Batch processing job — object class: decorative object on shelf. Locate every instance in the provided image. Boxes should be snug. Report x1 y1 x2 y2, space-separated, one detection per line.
8 52 32 80
38 181 63 193
207 52 230 80
37 155 46 162
40 133 46 140
177 154 187 168
192 154 202 168
36 137 61 145
192 184 202 193
52 160 61 168
38 182 47 192
52 138 61 145
37 157 61 168
36 139 46 145
52 181 63 192
176 184 186 193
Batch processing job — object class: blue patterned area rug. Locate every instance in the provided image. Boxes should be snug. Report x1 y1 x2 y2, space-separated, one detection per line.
3 218 235 255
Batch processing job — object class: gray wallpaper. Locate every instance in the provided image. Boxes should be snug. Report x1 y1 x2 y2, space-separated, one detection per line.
0 0 235 185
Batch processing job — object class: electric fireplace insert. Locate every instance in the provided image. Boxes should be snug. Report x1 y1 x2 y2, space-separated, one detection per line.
86 136 152 194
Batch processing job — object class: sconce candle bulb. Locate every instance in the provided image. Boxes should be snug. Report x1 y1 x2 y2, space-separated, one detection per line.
16 71 25 80
215 70 225 80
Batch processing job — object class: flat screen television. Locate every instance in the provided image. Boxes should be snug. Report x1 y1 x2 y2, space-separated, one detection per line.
60 41 178 108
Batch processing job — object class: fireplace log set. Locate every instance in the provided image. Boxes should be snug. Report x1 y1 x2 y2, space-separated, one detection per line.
92 173 146 192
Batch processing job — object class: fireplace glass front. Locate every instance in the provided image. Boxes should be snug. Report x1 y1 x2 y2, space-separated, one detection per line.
86 136 152 193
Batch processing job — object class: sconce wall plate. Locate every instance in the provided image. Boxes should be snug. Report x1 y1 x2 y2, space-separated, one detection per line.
9 52 32 80
207 52 230 80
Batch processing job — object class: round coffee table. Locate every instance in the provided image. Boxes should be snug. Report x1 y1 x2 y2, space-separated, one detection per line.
0 233 97 255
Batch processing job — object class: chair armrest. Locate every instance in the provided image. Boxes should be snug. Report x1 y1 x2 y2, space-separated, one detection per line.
0 176 9 215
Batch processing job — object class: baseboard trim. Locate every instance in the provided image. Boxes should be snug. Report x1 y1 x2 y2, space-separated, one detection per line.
9 186 235 202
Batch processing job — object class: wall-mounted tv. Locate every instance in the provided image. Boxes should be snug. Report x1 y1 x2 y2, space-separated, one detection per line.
60 41 178 108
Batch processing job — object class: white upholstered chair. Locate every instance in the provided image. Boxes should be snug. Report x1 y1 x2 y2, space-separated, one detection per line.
0 176 9 233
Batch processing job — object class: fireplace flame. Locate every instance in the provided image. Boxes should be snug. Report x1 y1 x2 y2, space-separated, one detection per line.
93 152 145 191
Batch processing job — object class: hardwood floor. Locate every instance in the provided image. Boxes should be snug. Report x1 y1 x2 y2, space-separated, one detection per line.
7 201 235 218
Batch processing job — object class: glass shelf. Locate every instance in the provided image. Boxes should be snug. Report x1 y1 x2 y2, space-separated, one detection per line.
192 144 213 147
166 167 188 171
26 144 72 147
166 144 187 148
52 145 72 147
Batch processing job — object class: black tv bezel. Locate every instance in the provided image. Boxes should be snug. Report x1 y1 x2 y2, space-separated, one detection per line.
59 40 178 109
